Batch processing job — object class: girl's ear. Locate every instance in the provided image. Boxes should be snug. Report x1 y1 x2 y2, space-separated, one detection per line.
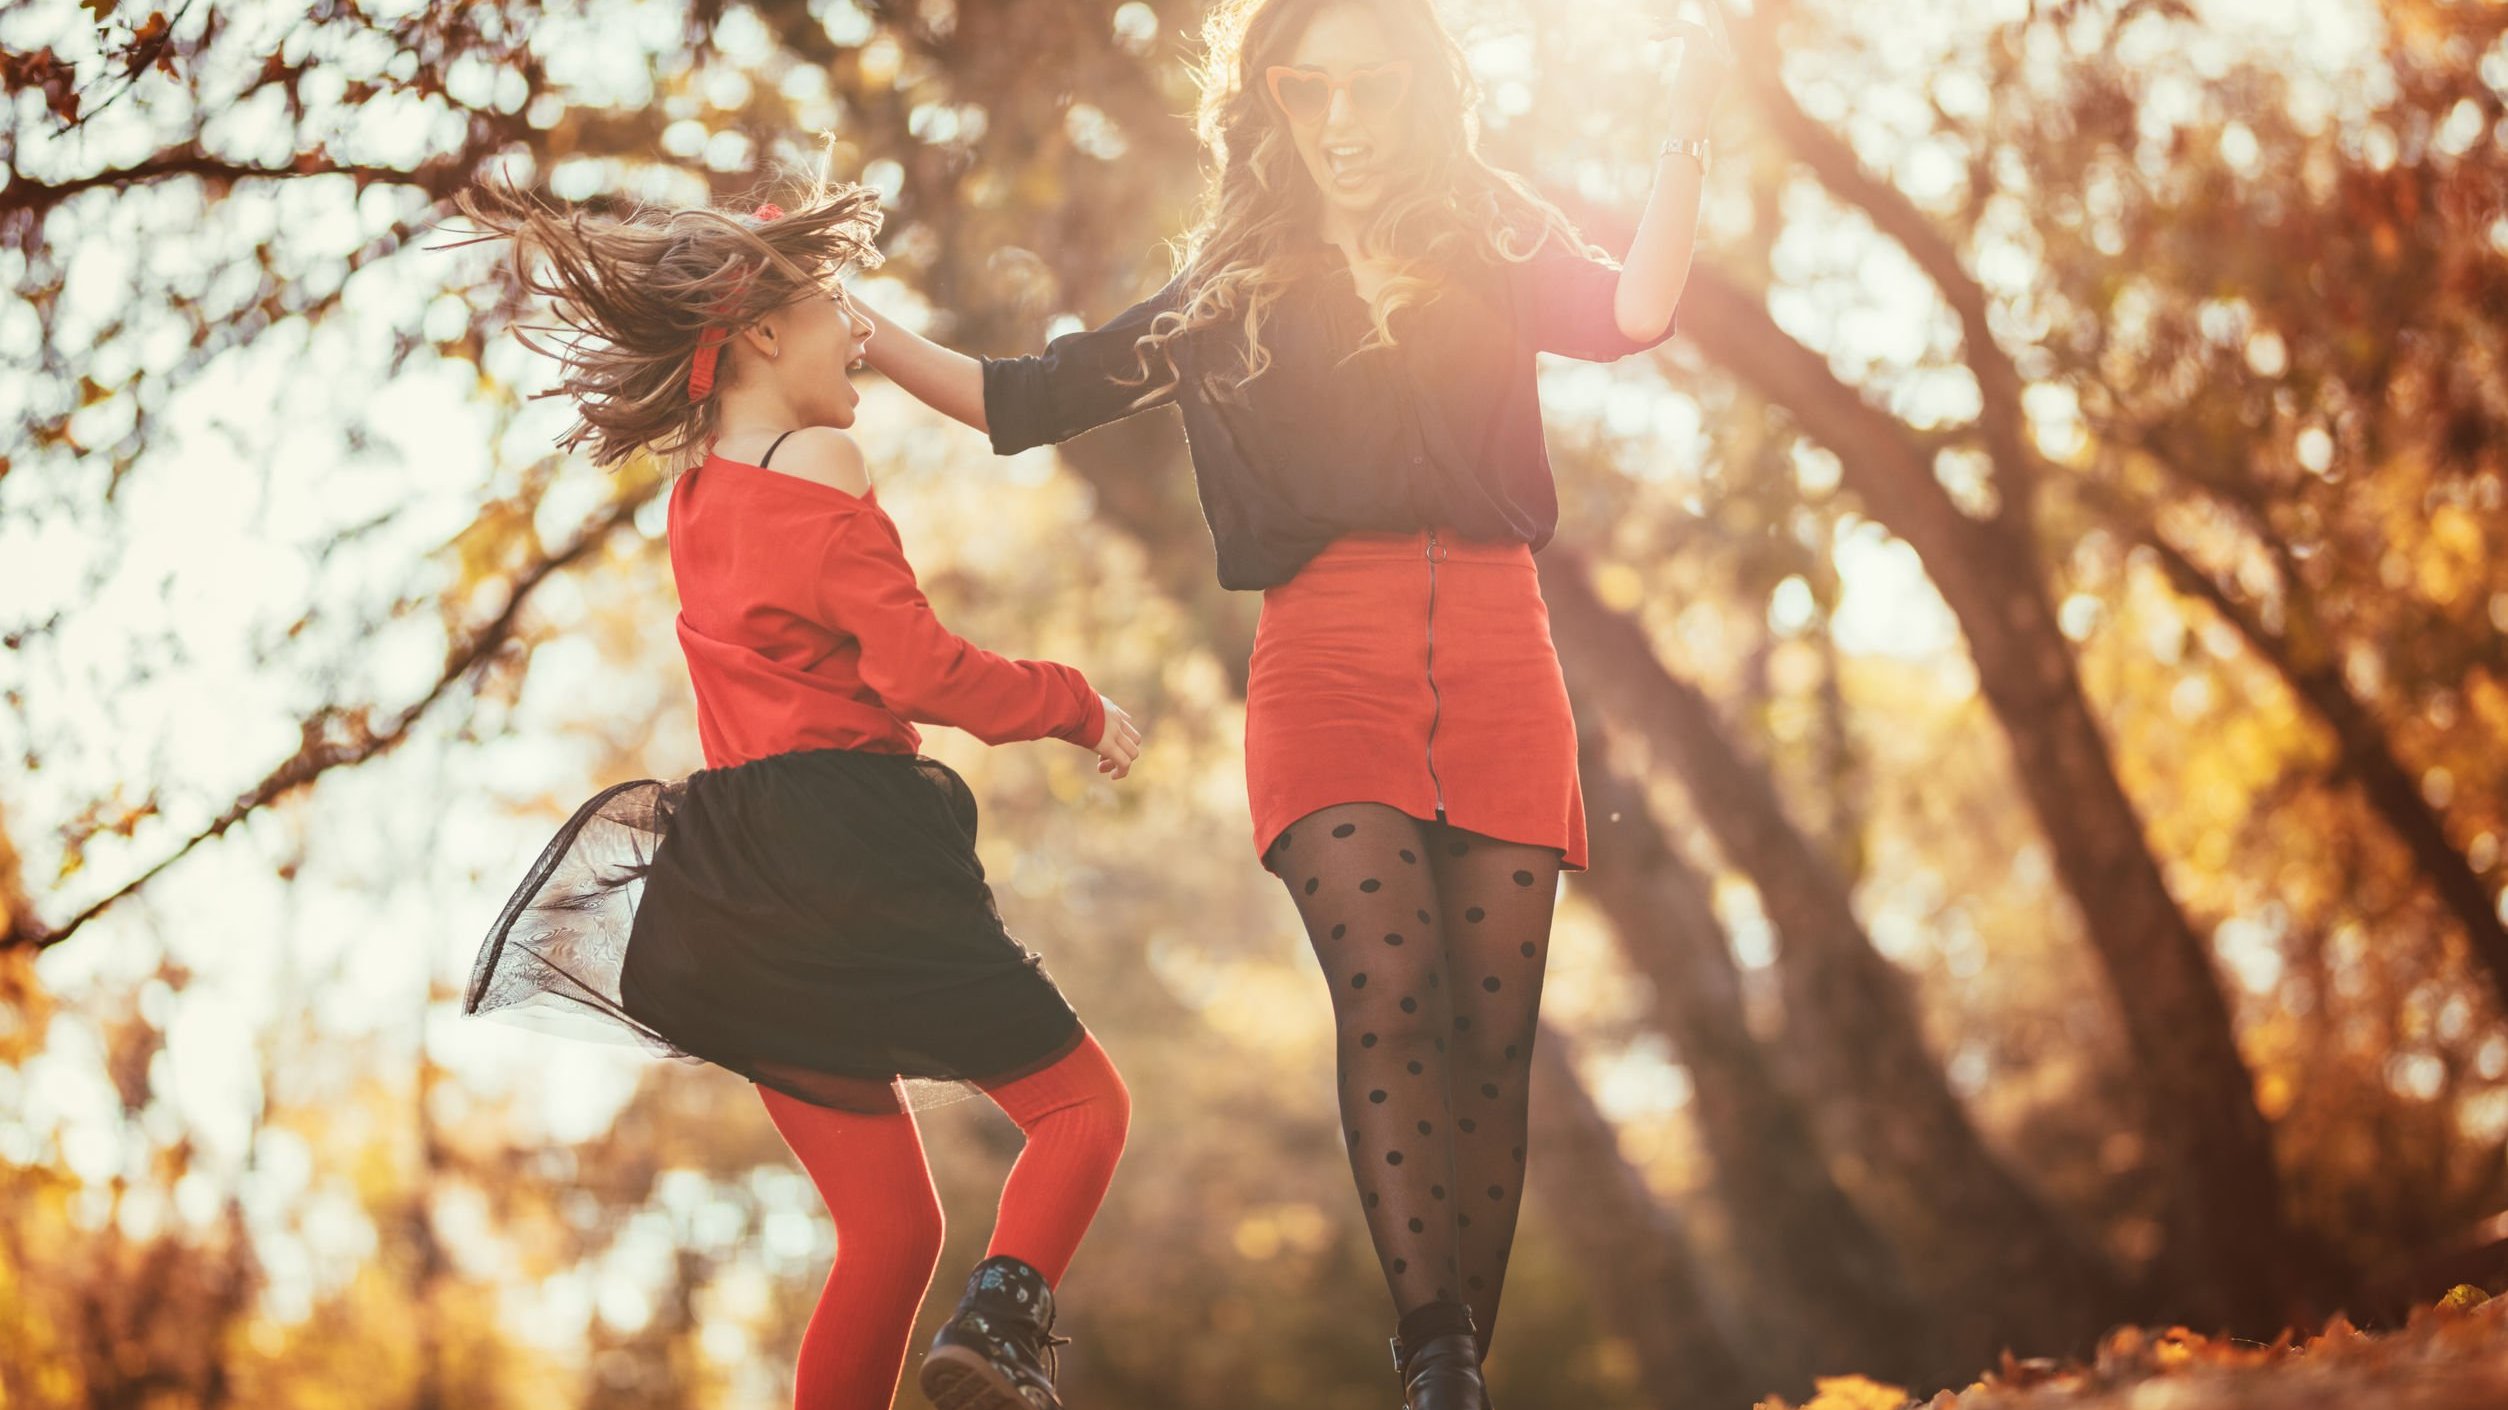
737 315 780 361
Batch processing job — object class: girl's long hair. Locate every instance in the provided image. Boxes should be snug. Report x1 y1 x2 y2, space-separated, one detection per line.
1132 0 1602 393
452 180 884 468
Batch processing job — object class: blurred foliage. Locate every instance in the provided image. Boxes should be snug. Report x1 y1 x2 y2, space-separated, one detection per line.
4 0 2508 1407
1764 1288 2508 1410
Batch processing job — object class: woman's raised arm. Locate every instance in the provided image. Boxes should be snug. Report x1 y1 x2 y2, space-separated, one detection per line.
862 275 1188 456
1612 9 1735 344
861 303 991 433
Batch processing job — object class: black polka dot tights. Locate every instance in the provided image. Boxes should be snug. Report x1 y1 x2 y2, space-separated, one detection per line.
1267 802 1559 1352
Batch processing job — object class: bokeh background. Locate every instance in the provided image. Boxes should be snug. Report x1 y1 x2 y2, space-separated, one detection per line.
5 0 2508 1406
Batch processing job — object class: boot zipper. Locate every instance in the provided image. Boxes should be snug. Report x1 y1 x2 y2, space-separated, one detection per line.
1424 529 1448 822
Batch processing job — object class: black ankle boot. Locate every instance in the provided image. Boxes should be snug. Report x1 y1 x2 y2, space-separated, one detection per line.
1390 1303 1490 1410
919 1256 1068 1410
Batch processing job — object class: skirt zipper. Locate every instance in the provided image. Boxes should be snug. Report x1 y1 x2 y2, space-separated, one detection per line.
1424 529 1448 822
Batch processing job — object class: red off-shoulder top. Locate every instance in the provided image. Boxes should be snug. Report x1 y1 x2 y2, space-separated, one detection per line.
666 453 1106 770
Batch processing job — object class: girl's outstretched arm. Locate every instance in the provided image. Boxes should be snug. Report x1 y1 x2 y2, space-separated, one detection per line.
1612 8 1736 344
861 303 990 433
815 495 1108 750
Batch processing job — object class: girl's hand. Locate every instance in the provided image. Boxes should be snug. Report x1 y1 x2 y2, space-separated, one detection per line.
1094 697 1144 780
1656 2 1737 129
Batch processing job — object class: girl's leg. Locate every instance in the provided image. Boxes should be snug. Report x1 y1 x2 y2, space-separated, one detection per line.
757 1086 947 1410
919 1035 1129 1409
978 1031 1132 1284
1268 803 1469 1321
1424 825 1563 1357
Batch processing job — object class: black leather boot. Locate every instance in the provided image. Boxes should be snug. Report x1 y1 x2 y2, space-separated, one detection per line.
1390 1302 1490 1410
919 1256 1068 1410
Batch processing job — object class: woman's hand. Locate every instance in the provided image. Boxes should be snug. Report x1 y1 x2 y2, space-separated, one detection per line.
1093 697 1144 780
1658 2 1737 131
858 299 991 433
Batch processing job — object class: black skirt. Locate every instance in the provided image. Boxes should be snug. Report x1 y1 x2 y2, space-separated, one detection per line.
463 748 1083 1114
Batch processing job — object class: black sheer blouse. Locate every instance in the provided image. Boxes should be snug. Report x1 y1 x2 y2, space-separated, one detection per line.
981 240 1675 591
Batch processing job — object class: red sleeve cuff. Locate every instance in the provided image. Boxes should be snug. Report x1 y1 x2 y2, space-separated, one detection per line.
1061 680 1107 750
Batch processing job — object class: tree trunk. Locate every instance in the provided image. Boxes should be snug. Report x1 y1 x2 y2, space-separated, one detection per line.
1576 723 1945 1390
1687 23 2312 1315
1528 1020 1759 1410
1544 549 2127 1362
1049 410 1257 693
1668 270 2294 1330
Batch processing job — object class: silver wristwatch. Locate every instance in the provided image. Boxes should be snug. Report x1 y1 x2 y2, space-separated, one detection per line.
1659 135 1712 174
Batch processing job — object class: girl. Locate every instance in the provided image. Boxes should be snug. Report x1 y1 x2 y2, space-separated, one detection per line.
861 2 1731 1406
455 183 1141 1410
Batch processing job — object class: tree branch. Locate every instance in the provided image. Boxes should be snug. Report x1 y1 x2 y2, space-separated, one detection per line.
1667 267 2019 610
0 77 547 240
1728 4 2043 527
2135 526 2508 1016
7 486 663 954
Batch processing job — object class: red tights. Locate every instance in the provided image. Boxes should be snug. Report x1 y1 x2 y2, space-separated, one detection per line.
754 1033 1130 1410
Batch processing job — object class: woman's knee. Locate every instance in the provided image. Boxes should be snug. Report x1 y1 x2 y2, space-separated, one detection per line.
1338 1001 1445 1064
1446 1009 1536 1082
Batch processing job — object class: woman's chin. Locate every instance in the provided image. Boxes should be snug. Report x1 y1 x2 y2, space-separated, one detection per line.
1323 183 1390 225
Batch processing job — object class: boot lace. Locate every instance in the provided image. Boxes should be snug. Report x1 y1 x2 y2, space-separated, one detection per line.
1026 1328 1072 1380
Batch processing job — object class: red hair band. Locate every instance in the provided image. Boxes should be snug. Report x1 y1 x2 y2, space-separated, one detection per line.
687 203 790 402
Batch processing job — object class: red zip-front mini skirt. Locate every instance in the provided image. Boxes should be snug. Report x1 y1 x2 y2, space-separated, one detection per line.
1245 530 1587 872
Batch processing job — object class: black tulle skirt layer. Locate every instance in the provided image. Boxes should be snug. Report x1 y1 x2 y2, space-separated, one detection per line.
463 748 1083 1114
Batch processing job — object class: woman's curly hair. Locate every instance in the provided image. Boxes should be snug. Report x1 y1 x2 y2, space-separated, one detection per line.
1128 0 1603 396
453 179 884 468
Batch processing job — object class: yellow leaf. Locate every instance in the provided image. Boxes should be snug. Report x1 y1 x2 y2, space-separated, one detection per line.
1806 1376 1913 1410
2437 1284 2489 1313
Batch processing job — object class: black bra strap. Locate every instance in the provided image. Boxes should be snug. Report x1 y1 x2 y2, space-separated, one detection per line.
759 429 799 469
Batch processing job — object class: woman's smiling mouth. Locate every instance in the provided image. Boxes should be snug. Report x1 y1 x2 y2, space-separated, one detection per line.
1324 140 1377 188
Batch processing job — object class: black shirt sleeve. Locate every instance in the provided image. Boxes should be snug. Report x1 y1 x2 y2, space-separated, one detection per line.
981 274 1191 455
1513 244 1677 363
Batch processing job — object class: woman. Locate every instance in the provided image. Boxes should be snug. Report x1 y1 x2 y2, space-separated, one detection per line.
865 2 1728 1404
457 184 1140 1410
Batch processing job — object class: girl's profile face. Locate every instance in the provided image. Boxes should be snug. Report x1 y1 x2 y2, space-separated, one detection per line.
1272 4 1416 229
757 280 875 428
